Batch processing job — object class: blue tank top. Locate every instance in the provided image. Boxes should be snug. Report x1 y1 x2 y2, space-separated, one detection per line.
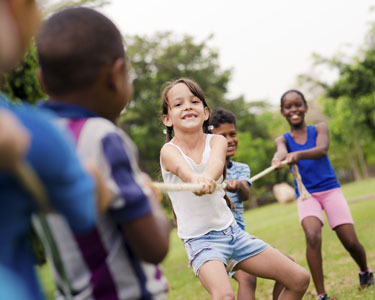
283 125 340 197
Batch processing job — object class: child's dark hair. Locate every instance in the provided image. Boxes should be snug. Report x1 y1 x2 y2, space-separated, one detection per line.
161 78 210 142
280 89 307 108
36 7 125 96
209 108 236 129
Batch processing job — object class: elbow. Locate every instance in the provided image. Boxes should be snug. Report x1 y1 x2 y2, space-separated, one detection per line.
318 147 328 157
140 238 170 264
140 223 171 264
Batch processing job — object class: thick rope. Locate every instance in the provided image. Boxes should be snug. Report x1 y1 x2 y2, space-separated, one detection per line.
152 182 227 193
291 164 311 201
15 158 310 204
153 160 311 201
152 161 288 192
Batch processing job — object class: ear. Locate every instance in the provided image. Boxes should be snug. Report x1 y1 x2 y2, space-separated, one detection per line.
36 67 48 93
162 114 172 127
204 106 210 121
109 57 126 92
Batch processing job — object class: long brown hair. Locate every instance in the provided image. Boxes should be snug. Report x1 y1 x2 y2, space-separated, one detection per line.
160 78 233 210
161 77 210 142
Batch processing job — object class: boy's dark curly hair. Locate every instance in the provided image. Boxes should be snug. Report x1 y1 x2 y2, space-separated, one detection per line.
209 108 236 129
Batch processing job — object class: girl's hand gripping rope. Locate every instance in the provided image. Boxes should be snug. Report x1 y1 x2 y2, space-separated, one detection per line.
193 174 216 196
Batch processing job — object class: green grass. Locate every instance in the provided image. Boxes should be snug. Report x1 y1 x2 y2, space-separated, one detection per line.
38 178 375 299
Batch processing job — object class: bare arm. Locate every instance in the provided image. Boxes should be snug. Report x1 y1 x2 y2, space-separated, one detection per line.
271 135 288 168
226 179 250 202
272 123 329 166
291 123 329 161
160 143 197 183
205 134 227 181
102 132 170 264
121 182 171 264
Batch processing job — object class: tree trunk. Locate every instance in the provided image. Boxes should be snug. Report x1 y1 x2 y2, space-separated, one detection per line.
349 152 362 181
354 137 370 179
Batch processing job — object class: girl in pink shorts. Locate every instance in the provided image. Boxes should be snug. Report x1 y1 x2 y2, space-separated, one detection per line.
298 187 353 229
272 90 373 300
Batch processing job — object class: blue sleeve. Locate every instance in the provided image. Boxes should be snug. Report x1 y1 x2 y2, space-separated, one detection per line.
101 133 152 223
14 107 97 233
238 164 251 187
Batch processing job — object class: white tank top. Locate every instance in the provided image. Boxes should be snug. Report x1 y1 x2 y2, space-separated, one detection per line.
160 134 234 239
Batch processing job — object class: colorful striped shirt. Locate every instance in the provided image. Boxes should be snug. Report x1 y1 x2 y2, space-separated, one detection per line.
37 101 168 300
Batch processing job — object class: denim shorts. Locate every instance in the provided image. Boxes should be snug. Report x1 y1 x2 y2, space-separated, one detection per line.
182 222 269 276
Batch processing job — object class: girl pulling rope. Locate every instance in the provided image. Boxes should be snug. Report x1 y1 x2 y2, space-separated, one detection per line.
159 77 310 300
272 89 373 300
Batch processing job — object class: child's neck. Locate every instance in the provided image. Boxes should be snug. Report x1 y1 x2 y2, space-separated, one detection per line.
173 130 206 148
172 130 207 164
290 122 306 133
290 123 308 144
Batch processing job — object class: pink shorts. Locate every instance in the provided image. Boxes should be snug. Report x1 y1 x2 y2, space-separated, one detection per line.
297 188 354 229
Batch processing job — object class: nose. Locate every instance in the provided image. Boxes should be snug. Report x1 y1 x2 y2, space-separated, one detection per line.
183 101 192 110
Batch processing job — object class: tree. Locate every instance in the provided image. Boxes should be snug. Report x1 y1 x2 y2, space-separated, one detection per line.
1 44 45 104
298 21 375 180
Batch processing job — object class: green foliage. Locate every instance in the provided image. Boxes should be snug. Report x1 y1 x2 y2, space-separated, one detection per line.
1 44 45 103
299 20 375 180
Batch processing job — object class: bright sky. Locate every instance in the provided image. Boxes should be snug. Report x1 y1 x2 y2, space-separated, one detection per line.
100 0 374 105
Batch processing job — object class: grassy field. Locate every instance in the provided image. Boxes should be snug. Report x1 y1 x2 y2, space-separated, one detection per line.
38 178 375 299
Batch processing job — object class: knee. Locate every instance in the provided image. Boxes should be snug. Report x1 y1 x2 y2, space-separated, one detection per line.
236 273 257 289
293 268 310 293
305 231 321 248
246 276 257 289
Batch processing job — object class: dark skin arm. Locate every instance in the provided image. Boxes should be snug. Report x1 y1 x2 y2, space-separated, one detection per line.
121 174 171 264
272 123 329 167
226 179 250 202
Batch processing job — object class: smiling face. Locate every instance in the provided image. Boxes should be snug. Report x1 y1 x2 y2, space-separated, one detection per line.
281 91 307 127
162 82 209 133
212 122 238 159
